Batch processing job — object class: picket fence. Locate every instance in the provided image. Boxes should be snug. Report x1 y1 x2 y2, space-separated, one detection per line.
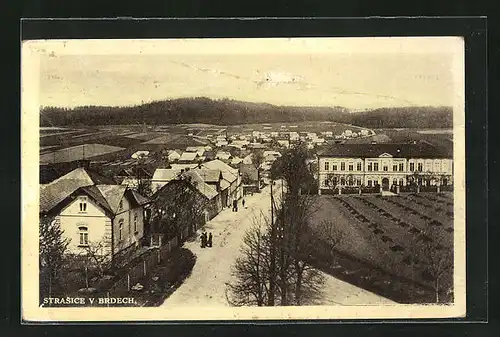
108 236 179 293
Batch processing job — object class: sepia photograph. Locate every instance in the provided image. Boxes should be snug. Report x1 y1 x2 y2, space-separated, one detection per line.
21 36 466 321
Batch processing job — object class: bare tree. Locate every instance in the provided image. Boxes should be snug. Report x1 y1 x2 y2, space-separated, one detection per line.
241 170 255 186
269 143 326 305
315 219 345 254
150 179 208 243
408 224 453 303
151 149 170 168
135 153 153 197
81 240 110 279
226 211 272 306
325 172 341 193
282 194 325 305
39 215 70 301
227 197 325 307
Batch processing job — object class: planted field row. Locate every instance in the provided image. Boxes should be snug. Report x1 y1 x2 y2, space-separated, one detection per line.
311 195 454 302
401 194 454 220
351 197 438 249
334 196 433 280
383 196 453 230
339 196 451 271
411 192 454 208
307 238 435 304
328 197 425 285
362 197 434 234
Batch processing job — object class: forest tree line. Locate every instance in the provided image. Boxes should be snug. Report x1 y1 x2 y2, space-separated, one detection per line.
40 97 453 129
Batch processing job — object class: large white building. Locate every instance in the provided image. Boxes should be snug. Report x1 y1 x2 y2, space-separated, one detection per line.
317 143 453 193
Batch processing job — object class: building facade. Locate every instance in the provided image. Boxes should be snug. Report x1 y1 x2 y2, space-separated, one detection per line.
317 143 453 193
40 168 150 263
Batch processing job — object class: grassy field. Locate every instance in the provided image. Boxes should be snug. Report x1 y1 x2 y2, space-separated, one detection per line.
39 144 126 164
308 192 454 303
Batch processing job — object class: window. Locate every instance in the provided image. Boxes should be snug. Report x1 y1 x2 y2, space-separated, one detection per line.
410 163 415 171
324 162 329 171
357 163 362 171
79 197 87 212
348 176 354 185
134 213 138 233
324 180 329 187
435 161 441 172
78 226 88 246
356 178 362 186
417 163 423 172
367 163 372 171
393 179 397 186
399 178 404 186
383 166 388 172
340 162 345 171
399 163 404 171
348 164 353 171
118 219 124 241
373 163 379 171
340 177 345 185
367 180 372 187
332 177 338 186
332 164 337 171
393 165 398 171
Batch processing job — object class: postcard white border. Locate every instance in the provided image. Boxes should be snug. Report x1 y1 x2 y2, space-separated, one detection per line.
21 37 466 322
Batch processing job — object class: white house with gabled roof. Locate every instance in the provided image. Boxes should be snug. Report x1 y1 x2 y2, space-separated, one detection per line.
39 168 150 262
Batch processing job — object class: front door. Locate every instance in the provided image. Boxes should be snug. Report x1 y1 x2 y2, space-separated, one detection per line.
382 178 390 191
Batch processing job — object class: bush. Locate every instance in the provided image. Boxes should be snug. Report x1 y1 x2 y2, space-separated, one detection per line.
421 186 438 192
440 185 453 192
341 187 360 194
399 185 416 193
361 186 379 194
320 188 337 195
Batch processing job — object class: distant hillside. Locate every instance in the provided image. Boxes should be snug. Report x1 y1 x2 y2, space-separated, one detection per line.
340 106 453 129
40 97 452 129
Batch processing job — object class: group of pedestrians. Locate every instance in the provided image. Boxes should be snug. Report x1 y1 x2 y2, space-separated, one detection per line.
200 198 248 248
232 198 246 212
200 231 212 248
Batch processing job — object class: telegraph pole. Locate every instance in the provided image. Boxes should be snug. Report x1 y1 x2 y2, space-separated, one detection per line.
279 179 287 305
268 180 276 306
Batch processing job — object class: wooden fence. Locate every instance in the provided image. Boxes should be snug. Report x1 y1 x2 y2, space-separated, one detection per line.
109 236 179 293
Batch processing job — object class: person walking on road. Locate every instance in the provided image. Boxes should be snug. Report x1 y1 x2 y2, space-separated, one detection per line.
232 199 238 212
207 232 213 247
201 231 207 248
242 199 246 209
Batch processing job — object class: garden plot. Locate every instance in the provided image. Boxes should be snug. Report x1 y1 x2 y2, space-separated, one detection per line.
308 197 435 303
367 196 447 233
309 194 454 303
338 197 416 257
316 197 414 280
399 195 454 223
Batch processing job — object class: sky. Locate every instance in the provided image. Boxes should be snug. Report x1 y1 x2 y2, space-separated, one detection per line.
35 38 463 110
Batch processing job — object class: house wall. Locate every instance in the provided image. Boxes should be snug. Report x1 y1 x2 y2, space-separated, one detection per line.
112 196 144 254
58 195 112 256
318 156 453 190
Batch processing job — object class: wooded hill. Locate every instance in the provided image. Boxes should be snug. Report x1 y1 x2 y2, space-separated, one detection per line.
40 97 453 129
